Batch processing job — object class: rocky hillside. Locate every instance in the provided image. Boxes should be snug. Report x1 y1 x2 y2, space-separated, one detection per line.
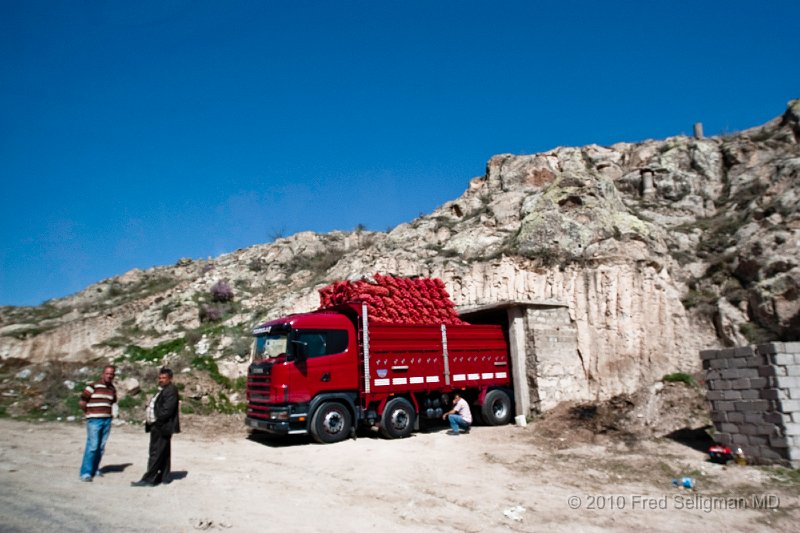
1 99 798 420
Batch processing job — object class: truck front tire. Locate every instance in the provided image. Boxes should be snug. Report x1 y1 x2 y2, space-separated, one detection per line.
380 397 415 439
310 402 352 444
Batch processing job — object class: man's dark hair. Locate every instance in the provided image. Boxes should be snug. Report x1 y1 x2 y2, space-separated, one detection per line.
159 367 174 378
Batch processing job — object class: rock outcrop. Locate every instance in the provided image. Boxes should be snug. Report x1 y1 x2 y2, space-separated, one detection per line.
2 99 798 407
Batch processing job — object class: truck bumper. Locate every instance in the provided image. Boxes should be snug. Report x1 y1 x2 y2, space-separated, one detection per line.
246 416 290 435
245 415 308 435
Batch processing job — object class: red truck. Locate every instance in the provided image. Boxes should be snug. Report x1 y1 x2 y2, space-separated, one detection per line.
246 301 513 443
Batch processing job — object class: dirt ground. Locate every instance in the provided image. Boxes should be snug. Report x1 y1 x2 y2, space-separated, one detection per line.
1 410 799 533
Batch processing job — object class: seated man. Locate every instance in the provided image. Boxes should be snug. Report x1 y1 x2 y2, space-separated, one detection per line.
443 392 472 435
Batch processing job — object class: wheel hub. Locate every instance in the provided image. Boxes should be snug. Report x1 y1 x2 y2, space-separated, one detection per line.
324 412 343 434
390 410 409 430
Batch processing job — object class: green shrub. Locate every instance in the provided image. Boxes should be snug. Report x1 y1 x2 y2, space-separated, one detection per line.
662 372 696 386
739 322 774 344
121 338 187 363
118 395 142 410
191 355 232 387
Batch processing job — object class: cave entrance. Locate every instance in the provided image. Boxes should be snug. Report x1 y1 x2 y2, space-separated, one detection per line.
459 300 576 418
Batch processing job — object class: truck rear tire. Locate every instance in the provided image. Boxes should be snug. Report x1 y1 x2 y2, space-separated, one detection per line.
379 397 415 439
481 389 512 426
310 402 352 444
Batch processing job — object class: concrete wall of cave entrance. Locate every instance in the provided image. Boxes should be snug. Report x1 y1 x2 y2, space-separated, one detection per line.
458 300 587 419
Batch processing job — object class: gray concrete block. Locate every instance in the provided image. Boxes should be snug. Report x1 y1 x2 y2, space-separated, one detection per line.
714 432 732 445
709 358 730 369
707 390 725 401
740 389 761 400
715 380 732 390
724 389 744 399
739 423 759 436
732 378 752 390
735 346 755 357
764 412 790 425
729 357 750 368
745 355 767 367
744 413 765 424
720 423 740 433
786 365 800 377
700 349 720 361
769 436 791 448
772 354 796 366
710 411 727 423
721 369 742 379
705 369 722 381
727 412 744 423
747 435 769 446
774 376 800 389
735 400 770 412
732 434 750 445
757 343 779 355
783 423 800 436
758 424 779 436
758 365 778 377
721 347 737 358
761 388 786 401
715 400 736 411
748 377 768 389
757 446 788 462
786 342 800 353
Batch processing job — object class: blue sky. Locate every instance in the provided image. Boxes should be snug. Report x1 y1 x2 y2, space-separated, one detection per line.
1 1 798 306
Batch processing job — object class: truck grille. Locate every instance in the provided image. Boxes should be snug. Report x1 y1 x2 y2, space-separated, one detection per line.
247 363 273 419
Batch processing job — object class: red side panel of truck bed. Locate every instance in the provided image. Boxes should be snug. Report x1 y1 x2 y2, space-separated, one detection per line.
365 322 510 396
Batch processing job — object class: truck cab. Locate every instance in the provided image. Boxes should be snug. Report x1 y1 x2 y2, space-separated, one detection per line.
246 310 359 438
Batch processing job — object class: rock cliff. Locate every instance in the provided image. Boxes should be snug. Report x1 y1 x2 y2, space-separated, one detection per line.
2 99 798 408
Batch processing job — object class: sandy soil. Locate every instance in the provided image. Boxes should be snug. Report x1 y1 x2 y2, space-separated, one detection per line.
1 416 799 533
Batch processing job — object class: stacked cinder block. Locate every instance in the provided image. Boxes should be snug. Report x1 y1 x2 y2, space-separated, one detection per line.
702 342 800 467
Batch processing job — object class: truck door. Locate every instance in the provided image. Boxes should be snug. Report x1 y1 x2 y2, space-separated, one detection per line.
291 328 357 401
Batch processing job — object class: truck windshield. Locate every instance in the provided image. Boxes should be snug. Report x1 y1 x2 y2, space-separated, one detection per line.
254 333 289 359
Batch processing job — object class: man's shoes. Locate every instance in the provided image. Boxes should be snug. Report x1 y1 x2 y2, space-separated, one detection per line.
80 475 92 482
462 426 470 434
130 480 155 487
446 430 459 435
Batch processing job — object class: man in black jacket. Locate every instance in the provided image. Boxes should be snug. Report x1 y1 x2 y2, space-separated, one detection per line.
132 367 180 487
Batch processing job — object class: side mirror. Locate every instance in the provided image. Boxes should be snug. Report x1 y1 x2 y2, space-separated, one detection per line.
290 340 308 361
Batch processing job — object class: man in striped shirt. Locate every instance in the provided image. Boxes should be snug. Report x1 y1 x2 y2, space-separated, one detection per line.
79 365 117 482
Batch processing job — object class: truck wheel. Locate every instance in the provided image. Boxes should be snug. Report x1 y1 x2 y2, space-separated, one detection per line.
481 389 512 426
379 397 416 439
310 402 352 444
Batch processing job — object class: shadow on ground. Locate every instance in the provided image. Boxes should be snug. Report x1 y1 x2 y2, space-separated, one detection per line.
664 425 714 453
99 463 133 474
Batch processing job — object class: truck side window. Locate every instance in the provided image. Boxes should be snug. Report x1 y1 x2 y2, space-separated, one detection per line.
294 330 348 358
